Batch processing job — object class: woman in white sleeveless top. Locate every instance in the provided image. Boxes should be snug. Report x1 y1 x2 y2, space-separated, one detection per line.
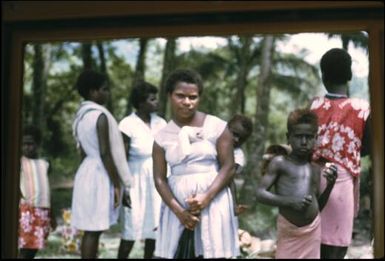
152 69 240 259
117 81 167 259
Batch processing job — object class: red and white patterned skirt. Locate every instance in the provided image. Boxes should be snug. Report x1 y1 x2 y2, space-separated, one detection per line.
18 203 51 249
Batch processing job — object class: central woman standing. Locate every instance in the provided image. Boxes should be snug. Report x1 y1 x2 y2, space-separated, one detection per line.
152 69 240 258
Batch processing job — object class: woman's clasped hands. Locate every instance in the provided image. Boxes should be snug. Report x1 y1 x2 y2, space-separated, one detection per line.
179 193 211 230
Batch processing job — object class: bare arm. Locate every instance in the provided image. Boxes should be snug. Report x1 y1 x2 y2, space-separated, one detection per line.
186 127 235 211
152 141 199 230
97 113 121 207
317 163 337 211
121 133 131 207
361 114 371 157
255 157 286 207
122 133 131 159
255 157 312 210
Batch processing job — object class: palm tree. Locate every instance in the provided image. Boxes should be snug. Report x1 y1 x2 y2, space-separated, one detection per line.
327 32 368 51
239 34 321 206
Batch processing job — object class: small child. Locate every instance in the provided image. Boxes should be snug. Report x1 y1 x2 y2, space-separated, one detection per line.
227 114 253 215
255 108 337 259
18 125 56 259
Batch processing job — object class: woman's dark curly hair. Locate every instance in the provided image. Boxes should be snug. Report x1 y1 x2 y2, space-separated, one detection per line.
75 70 108 99
130 81 158 109
164 68 203 95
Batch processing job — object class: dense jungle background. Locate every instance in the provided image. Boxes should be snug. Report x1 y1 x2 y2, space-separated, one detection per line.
21 32 373 258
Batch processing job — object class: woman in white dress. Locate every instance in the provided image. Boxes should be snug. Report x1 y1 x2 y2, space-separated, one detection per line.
117 81 167 259
152 69 240 258
71 70 132 258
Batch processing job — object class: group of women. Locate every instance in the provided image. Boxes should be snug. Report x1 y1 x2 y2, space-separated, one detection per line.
71 68 239 259
71 47 370 259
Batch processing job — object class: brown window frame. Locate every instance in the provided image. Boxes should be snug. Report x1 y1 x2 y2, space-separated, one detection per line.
2 1 383 258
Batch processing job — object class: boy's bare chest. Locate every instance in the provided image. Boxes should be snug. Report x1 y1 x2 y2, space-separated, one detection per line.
276 163 314 195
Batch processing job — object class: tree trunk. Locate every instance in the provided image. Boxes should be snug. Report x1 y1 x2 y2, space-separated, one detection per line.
159 37 176 118
239 36 275 205
96 41 113 112
234 36 252 114
31 44 50 133
81 42 93 70
126 38 149 114
96 42 107 73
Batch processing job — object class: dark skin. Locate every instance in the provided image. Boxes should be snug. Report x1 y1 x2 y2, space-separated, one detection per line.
153 81 235 231
228 120 252 215
321 81 371 259
256 124 337 227
118 92 158 259
79 84 122 259
18 135 57 259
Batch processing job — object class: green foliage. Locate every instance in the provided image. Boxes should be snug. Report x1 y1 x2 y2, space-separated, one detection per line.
239 204 278 239
36 235 63 258
23 34 371 254
107 51 135 120
50 188 74 222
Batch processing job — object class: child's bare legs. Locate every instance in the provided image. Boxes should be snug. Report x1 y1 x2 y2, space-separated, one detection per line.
117 239 134 258
81 231 102 259
321 244 348 259
18 248 38 259
144 239 155 259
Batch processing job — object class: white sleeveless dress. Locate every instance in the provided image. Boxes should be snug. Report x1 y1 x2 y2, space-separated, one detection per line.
118 112 167 240
154 114 240 258
71 110 118 231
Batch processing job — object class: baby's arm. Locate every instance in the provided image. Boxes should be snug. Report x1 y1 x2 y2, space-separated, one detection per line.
317 163 337 211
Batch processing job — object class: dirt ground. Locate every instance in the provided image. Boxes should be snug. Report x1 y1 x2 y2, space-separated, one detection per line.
37 227 374 259
37 206 374 259
345 229 373 259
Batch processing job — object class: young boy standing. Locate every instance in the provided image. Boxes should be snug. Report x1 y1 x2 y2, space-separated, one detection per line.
256 108 337 258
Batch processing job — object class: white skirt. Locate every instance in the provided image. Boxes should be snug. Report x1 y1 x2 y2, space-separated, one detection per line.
71 157 119 231
120 157 161 240
154 171 240 258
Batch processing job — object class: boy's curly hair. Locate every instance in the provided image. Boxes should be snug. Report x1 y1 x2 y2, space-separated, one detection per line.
287 108 318 134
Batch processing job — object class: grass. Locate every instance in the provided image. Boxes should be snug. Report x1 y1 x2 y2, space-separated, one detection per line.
39 185 373 258
37 224 144 258
37 187 144 258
